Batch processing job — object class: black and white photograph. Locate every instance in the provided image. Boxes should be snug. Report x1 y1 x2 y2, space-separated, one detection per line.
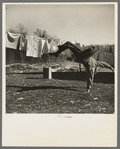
2 2 118 147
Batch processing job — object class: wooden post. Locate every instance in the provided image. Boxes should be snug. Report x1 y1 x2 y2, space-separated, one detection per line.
43 67 52 79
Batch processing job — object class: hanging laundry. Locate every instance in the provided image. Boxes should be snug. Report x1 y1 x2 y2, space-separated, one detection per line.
57 39 61 45
26 35 46 57
49 39 56 46
53 39 60 46
38 38 46 57
19 35 23 50
46 40 51 53
32 36 40 57
49 45 58 53
6 32 21 49
43 39 50 54
49 39 58 53
18 34 27 51
26 36 34 57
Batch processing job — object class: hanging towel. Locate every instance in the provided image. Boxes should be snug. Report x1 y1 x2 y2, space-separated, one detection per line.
49 39 58 53
19 35 27 51
38 38 46 56
19 35 22 50
38 39 42 57
46 39 51 53
43 39 50 54
49 45 58 53
6 32 21 49
26 36 45 57
26 36 34 57
32 37 40 57
49 39 56 46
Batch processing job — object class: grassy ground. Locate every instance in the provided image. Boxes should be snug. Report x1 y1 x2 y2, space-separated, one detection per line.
6 61 114 114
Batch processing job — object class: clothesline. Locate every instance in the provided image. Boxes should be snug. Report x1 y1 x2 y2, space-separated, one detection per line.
6 32 61 58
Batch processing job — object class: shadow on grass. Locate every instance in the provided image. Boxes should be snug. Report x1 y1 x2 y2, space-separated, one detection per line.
6 85 79 92
52 72 114 84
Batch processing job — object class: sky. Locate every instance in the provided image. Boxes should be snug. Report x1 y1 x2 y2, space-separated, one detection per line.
5 3 116 46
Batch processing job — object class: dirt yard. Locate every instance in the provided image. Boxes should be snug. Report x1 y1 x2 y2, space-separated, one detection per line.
6 61 114 114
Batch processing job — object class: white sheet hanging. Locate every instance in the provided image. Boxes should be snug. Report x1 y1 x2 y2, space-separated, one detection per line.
6 32 21 49
26 36 34 57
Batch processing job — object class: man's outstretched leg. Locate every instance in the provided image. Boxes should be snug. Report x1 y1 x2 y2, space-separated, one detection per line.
85 58 96 92
87 68 95 92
